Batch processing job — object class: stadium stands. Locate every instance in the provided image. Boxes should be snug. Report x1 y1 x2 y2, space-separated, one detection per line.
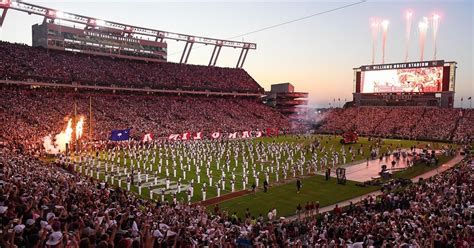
0 87 290 149
0 40 472 247
1 86 471 155
0 144 471 247
0 41 262 93
292 157 473 247
453 109 474 142
316 107 474 142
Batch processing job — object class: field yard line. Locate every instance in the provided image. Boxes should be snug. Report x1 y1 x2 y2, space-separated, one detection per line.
285 154 464 221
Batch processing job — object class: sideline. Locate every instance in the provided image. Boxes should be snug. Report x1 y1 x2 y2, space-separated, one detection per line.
285 154 465 221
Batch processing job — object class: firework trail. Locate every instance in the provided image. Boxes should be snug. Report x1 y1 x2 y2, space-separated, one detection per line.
370 18 380 65
432 13 440 60
381 20 389 64
418 17 429 61
404 11 413 62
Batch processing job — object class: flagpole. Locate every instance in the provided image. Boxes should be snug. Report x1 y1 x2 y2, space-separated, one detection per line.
74 102 78 154
74 102 77 123
89 96 93 141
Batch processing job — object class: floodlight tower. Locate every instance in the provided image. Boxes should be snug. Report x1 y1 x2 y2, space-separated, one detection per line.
0 0 11 27
0 0 257 68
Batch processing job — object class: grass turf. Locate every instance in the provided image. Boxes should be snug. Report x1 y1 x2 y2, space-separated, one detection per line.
390 154 452 179
75 134 452 215
215 175 378 219
213 154 455 219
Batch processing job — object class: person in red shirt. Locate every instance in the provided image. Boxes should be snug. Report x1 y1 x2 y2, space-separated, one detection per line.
333 204 341 216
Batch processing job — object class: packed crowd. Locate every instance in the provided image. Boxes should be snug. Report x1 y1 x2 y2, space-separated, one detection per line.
1 142 471 247
0 41 262 93
290 156 473 247
0 86 290 150
317 106 474 142
453 109 474 143
1 36 472 248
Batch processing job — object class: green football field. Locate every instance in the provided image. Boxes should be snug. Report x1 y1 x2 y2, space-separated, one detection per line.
215 154 454 218
73 134 452 217
216 175 378 219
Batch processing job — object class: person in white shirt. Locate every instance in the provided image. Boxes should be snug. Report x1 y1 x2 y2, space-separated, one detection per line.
267 209 274 221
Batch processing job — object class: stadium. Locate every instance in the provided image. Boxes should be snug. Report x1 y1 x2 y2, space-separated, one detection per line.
0 0 472 247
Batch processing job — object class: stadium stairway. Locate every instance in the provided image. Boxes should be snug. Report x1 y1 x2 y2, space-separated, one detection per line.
450 113 462 141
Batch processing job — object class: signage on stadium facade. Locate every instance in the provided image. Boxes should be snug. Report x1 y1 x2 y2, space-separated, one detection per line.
360 60 444 71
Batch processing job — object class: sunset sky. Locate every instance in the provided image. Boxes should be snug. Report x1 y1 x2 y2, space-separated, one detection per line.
0 0 472 107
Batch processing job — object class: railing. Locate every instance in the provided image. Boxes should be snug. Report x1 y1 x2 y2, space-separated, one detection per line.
0 80 262 97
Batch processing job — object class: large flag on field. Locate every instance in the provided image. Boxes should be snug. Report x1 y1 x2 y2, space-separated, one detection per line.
110 128 131 141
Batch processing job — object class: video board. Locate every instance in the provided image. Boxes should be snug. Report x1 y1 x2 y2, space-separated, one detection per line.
360 66 444 93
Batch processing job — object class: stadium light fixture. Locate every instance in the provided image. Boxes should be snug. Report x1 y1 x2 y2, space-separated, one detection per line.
96 19 105 26
47 10 55 17
55 11 64 19
2 1 257 66
0 0 11 7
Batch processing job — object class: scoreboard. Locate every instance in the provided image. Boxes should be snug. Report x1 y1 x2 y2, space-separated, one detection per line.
352 60 457 107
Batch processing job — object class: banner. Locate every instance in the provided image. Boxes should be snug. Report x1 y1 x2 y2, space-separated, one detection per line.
266 128 279 137
211 132 221 139
164 130 275 141
142 133 153 142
